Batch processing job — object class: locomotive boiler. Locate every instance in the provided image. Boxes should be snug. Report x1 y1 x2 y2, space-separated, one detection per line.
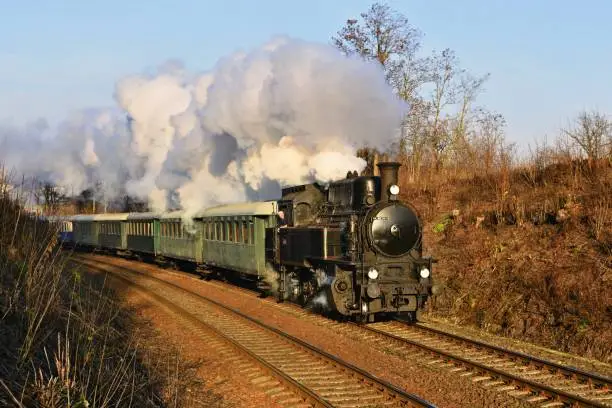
265 161 434 322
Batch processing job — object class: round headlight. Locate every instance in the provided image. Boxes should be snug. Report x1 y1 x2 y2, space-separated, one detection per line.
367 267 379 280
420 267 430 279
389 184 400 195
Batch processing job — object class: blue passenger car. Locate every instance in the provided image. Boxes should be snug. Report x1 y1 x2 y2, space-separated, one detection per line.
46 215 74 244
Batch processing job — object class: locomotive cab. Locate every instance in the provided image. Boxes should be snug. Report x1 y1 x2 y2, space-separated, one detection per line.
278 183 326 227
327 175 381 211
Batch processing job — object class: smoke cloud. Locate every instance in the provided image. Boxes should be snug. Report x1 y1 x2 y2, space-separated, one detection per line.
1 36 407 215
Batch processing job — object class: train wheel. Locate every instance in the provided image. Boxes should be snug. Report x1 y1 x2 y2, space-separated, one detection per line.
354 314 367 324
404 311 419 323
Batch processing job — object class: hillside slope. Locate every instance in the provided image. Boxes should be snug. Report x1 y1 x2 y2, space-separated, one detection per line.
401 160 611 362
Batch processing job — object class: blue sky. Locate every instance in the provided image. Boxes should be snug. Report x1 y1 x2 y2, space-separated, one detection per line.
1 0 610 147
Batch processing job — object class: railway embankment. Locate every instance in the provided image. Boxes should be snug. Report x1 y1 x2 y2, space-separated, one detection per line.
0 193 220 407
400 158 611 363
80 253 536 408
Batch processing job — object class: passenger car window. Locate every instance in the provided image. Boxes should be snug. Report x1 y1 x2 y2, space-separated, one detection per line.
236 221 242 243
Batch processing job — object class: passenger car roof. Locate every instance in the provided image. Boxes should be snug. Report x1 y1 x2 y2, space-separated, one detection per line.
196 201 278 217
127 212 161 220
58 201 279 222
92 213 130 221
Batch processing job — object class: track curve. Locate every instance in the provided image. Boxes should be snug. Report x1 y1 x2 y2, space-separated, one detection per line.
74 255 436 408
73 253 610 407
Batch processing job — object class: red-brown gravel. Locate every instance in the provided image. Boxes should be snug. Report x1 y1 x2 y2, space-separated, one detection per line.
80 253 538 408
420 315 612 379
89 264 288 408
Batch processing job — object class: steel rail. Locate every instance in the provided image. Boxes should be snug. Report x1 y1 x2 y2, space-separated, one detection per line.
75 257 436 408
74 254 610 407
411 322 612 387
357 321 611 408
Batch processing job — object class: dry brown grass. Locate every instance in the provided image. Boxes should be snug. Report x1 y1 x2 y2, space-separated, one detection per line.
0 185 218 407
399 151 612 362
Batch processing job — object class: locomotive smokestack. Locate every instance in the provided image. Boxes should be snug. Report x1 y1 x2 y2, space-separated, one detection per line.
377 161 401 201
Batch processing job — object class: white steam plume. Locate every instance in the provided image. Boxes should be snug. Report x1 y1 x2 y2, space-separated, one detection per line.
0 36 407 215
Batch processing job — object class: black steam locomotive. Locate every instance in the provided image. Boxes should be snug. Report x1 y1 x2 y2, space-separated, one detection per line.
266 162 434 322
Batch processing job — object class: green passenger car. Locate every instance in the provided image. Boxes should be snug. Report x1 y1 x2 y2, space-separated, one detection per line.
95 213 128 250
126 212 160 255
66 201 280 278
72 215 99 247
158 211 203 262
199 201 278 277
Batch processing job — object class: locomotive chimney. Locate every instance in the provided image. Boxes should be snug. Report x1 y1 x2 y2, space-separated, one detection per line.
377 161 401 201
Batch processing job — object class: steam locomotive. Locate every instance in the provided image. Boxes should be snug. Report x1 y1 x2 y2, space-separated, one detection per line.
268 161 435 322
47 161 434 323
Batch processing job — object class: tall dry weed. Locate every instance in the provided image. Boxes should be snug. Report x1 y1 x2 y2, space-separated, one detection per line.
0 182 206 407
590 197 611 242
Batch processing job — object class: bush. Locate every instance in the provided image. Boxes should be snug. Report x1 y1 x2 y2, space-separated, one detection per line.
0 188 197 407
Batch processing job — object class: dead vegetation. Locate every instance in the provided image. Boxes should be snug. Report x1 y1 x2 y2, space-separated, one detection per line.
395 138 611 362
0 185 217 407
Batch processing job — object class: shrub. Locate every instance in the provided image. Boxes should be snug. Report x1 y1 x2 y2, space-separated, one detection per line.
0 186 199 407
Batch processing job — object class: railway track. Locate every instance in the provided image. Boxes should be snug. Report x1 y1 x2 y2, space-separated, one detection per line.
75 253 611 408
200 268 612 408
74 256 436 408
355 321 612 408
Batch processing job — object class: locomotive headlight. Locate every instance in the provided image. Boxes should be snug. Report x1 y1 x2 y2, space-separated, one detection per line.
367 267 379 280
419 267 430 279
389 184 400 195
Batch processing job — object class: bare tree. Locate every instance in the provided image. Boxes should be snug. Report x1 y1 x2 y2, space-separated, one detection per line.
92 180 106 213
332 1 431 109
425 48 461 169
454 72 490 143
42 182 61 212
470 109 507 174
401 99 432 179
563 111 611 166
333 2 494 176
444 71 491 170
333 2 435 174
30 181 66 214
332 2 423 81
392 49 430 105
76 188 94 213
